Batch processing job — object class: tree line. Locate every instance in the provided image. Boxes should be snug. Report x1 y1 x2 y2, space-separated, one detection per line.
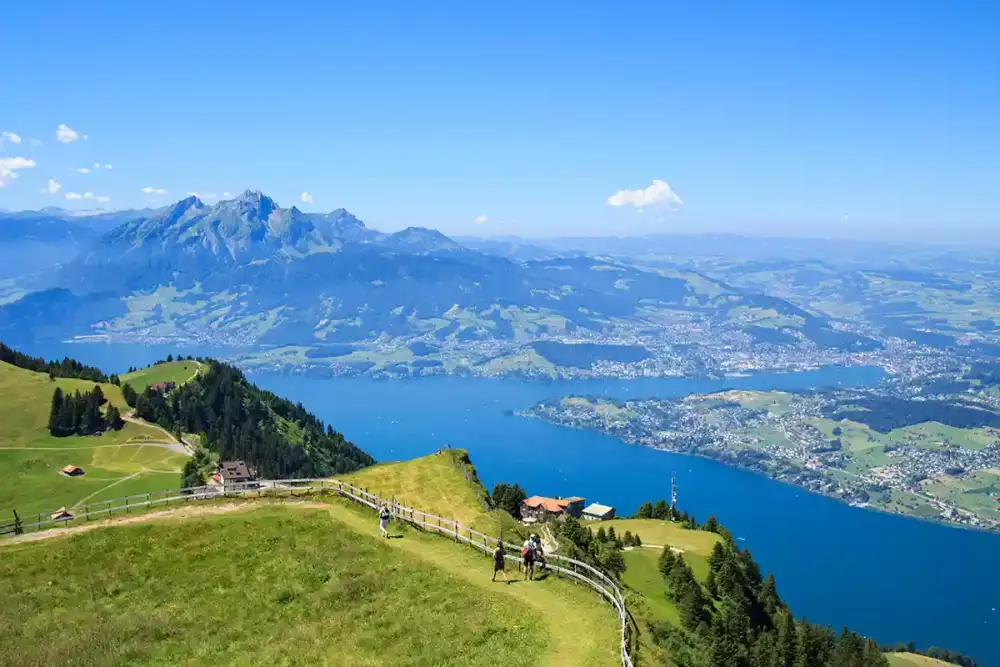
881 643 980 667
48 386 123 436
123 360 374 479
653 530 888 667
1 341 114 383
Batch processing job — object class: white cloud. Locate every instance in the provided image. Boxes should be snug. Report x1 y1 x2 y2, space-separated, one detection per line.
47 178 61 194
473 215 488 224
56 124 81 143
65 191 109 202
188 191 217 200
0 156 36 179
141 186 168 195
90 162 112 170
74 167 91 174
1 131 21 144
301 191 313 204
607 179 683 210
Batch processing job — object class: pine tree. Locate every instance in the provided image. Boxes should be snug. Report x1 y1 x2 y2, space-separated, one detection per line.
777 611 797 667
636 501 654 518
48 388 64 434
652 499 669 519
706 568 719 599
106 405 124 430
704 515 719 533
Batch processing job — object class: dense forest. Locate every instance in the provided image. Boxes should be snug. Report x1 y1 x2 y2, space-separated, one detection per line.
47 386 123 436
560 497 893 667
0 341 115 383
824 395 1000 433
125 360 374 478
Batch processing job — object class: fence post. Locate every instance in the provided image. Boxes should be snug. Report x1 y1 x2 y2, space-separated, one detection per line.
13 510 21 536
455 519 459 542
125 496 130 514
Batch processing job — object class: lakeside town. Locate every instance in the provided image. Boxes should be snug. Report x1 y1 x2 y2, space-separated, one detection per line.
522 389 1000 531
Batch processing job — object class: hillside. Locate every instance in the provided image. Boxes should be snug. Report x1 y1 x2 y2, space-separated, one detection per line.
886 655 954 667
343 448 527 541
129 359 374 478
122 358 201 391
0 359 184 518
0 462 621 667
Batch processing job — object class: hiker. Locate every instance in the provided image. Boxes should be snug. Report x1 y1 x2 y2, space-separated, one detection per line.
378 503 391 538
522 537 536 580
531 533 546 570
492 542 509 584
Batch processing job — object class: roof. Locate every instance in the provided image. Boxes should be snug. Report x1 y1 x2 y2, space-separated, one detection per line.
61 465 81 474
149 381 176 392
219 460 251 481
582 503 615 516
522 496 566 513
523 495 586 513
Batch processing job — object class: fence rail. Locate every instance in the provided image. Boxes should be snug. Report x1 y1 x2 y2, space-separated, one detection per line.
5 479 634 667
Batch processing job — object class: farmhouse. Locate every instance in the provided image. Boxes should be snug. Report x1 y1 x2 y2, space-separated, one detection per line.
581 503 616 521
60 465 84 477
521 495 585 522
219 460 254 485
149 381 176 393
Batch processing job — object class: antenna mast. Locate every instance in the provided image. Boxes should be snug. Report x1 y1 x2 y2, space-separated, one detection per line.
670 473 677 522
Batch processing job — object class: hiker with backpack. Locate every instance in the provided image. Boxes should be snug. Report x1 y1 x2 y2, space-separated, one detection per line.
492 541 510 584
530 533 546 571
378 503 391 538
521 537 536 580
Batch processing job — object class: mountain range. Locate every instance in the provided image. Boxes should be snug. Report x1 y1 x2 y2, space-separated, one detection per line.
0 191 879 374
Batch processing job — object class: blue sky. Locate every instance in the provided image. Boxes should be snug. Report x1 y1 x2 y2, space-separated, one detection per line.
1 1 997 240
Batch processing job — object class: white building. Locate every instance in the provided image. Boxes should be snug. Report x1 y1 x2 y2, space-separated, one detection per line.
581 503 615 521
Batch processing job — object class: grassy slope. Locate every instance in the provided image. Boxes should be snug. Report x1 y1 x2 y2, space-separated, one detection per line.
885 654 954 667
122 359 201 392
598 518 722 554
0 498 621 666
0 361 185 518
0 505 550 667
607 520 720 667
342 449 528 541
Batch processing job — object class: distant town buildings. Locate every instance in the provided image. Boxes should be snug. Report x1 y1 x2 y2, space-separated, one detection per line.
149 381 176 393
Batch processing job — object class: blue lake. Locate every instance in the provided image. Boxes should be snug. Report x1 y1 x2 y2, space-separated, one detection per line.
27 343 1000 664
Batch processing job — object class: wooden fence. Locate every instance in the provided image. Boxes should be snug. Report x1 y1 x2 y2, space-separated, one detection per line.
4 479 635 667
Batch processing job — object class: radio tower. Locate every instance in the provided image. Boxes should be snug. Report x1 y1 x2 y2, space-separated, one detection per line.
669 473 677 522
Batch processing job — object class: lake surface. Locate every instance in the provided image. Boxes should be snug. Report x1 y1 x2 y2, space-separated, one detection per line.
26 343 1000 664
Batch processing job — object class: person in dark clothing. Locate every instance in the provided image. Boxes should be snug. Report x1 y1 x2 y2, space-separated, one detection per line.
492 543 509 583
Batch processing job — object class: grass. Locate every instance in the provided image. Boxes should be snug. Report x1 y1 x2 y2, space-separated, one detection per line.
0 361 186 519
597 518 720 556
341 449 528 542
0 505 551 667
121 360 202 392
885 653 954 667
0 500 621 667
622 549 679 625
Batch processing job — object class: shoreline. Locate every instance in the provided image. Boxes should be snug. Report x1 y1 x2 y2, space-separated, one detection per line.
517 411 1000 534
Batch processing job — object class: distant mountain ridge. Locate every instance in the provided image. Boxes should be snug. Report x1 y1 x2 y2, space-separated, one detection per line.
0 191 881 374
